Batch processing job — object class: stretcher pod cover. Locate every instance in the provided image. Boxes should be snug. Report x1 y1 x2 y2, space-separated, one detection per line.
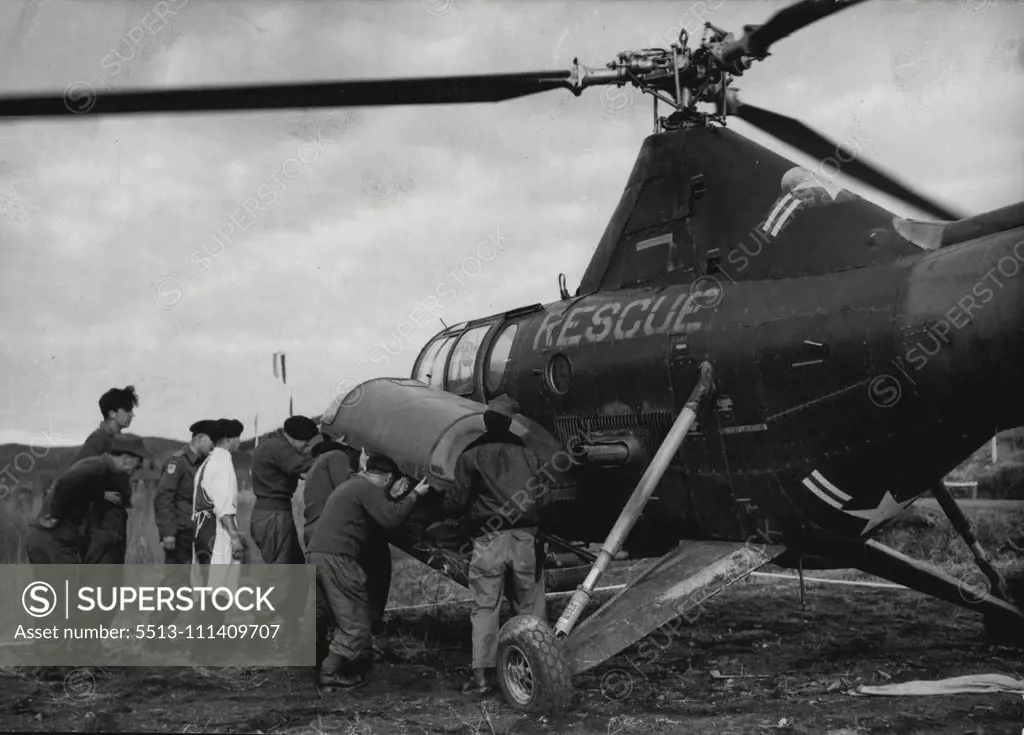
319 378 573 493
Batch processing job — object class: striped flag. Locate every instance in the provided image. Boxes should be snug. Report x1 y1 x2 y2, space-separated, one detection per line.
272 352 287 384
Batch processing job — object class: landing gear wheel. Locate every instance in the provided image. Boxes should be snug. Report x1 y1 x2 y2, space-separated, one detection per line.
495 615 574 714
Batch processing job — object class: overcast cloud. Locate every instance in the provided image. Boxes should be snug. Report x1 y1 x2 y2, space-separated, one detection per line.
0 0 1022 446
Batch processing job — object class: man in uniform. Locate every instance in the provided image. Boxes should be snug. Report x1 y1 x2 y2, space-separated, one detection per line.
154 420 216 564
307 454 430 689
250 415 317 637
26 434 146 564
302 437 356 549
68 385 140 564
250 415 318 565
303 436 391 638
442 394 549 695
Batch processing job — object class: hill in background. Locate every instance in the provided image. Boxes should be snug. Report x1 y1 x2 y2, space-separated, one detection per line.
0 431 286 499
0 430 292 564
2 426 1024 501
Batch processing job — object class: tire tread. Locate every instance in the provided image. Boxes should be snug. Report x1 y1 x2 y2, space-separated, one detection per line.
496 615 574 714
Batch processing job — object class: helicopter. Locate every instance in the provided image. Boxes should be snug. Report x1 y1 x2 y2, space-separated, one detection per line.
3 0 1023 715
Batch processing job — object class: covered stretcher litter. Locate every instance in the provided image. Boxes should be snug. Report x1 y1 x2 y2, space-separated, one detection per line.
318 379 579 577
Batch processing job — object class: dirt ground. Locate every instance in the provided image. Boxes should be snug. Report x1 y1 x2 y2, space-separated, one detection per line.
1 575 1022 735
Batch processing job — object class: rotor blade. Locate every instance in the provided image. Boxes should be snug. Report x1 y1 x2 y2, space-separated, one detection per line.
734 102 961 221
720 0 870 67
0 71 575 119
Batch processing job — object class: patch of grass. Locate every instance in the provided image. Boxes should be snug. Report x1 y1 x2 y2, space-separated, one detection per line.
881 502 1024 573
947 428 1024 496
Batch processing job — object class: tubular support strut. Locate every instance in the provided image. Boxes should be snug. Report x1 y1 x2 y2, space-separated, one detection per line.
554 360 715 638
931 482 1011 601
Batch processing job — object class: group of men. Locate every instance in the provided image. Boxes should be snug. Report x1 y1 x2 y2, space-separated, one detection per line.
26 386 145 565
26 384 554 697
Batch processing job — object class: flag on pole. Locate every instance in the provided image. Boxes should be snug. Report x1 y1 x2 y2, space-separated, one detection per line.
273 352 291 419
272 352 288 384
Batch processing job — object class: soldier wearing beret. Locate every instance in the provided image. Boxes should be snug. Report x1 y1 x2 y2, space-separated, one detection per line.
250 415 318 566
26 434 147 564
154 420 215 564
303 435 391 639
249 415 317 641
442 394 551 695
308 453 431 689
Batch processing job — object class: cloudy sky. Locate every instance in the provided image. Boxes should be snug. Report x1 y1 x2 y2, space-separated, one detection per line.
0 0 1022 447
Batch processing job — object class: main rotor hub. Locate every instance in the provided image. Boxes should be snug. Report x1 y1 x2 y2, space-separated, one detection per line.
570 20 745 132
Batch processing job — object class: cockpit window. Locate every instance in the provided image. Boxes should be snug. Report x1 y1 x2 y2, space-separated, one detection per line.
486 323 518 395
414 338 444 383
429 336 457 389
447 325 491 395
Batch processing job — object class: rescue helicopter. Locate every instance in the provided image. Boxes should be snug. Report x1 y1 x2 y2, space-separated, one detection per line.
3 0 1023 714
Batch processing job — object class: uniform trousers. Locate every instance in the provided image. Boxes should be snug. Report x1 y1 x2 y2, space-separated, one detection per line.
25 522 80 564
163 527 195 565
309 551 371 663
468 528 546 669
304 525 391 634
83 507 128 564
251 507 308 634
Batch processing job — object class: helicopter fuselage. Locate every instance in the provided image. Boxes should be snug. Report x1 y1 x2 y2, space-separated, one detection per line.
411 224 1024 556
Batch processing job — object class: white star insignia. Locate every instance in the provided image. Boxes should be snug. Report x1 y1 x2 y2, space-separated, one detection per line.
842 491 915 535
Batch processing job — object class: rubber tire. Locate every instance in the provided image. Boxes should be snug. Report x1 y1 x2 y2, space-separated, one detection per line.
495 615 574 714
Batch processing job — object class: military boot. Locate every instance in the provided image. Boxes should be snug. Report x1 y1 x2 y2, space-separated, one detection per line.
461 667 492 695
317 652 367 691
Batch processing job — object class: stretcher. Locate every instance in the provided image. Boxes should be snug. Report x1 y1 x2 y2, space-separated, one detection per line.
318 377 580 585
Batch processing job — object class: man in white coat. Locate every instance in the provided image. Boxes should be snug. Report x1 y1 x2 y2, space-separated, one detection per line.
193 419 247 570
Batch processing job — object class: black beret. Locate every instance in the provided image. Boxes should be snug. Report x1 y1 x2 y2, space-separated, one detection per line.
189 420 218 438
205 421 227 443
365 453 399 475
283 415 318 442
217 418 244 439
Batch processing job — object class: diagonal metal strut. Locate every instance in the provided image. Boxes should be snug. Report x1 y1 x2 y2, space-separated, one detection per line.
553 361 715 639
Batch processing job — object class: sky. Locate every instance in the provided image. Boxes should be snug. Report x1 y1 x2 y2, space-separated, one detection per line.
0 0 1022 447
